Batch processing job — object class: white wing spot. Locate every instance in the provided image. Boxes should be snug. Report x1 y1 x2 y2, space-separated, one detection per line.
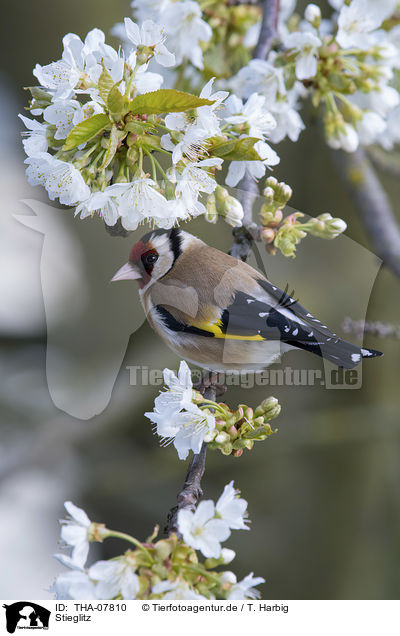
361 348 373 357
292 328 298 336
351 353 361 362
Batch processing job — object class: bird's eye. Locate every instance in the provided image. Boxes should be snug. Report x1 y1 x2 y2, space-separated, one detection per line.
144 253 158 265
141 251 159 272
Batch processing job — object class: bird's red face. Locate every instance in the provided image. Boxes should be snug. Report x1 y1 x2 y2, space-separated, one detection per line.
111 240 159 289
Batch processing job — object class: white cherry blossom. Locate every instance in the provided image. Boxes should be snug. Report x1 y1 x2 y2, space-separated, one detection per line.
216 481 249 530
124 18 175 67
152 580 207 599
356 111 386 145
59 501 92 568
223 93 276 139
227 572 265 600
327 123 359 152
106 178 169 230
89 558 140 600
154 360 194 415
336 0 398 50
75 191 120 226
225 139 279 187
233 58 286 106
146 401 215 460
163 0 212 69
51 570 98 600
25 153 90 205
178 499 230 558
284 31 322 80
18 115 49 156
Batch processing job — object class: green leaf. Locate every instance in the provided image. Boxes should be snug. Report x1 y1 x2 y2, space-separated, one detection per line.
98 124 119 171
63 114 110 151
212 137 262 161
107 85 126 116
129 89 215 116
98 67 115 104
125 120 156 134
135 134 162 151
25 86 52 102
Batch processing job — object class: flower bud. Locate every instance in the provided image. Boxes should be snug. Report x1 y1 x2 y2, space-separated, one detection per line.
264 176 278 189
215 431 231 444
205 193 217 224
221 442 233 455
203 429 217 442
260 227 276 244
221 548 236 564
253 416 265 426
304 3 321 27
308 213 347 239
260 207 283 227
232 448 243 457
260 396 281 420
263 186 275 203
154 539 173 561
220 571 237 585
224 195 244 227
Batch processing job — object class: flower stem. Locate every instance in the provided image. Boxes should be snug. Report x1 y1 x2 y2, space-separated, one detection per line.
152 154 169 182
143 148 157 181
180 563 220 584
104 529 154 561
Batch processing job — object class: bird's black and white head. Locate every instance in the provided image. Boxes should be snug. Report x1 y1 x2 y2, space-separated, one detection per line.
111 228 196 290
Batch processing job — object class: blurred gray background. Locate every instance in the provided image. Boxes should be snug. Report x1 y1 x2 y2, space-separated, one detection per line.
1 0 399 599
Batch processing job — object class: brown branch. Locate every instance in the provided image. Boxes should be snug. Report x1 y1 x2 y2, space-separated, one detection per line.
165 384 216 537
109 0 280 537
254 0 280 60
230 0 280 262
332 147 400 279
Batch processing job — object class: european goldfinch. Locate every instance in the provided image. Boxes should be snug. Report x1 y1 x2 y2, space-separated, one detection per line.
111 228 382 372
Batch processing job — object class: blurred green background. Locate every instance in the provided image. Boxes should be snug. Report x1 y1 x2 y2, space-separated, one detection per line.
1 0 399 600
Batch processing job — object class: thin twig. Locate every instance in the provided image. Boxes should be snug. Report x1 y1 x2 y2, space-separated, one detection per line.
342 316 400 340
331 147 400 279
165 384 216 537
230 0 280 262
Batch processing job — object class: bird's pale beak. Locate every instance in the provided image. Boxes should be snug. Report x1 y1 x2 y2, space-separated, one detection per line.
111 261 142 282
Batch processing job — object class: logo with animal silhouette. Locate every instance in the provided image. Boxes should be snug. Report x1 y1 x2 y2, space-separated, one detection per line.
2 602 50 633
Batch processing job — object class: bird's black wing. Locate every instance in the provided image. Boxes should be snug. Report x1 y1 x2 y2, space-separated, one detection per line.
155 285 381 369
256 277 340 340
